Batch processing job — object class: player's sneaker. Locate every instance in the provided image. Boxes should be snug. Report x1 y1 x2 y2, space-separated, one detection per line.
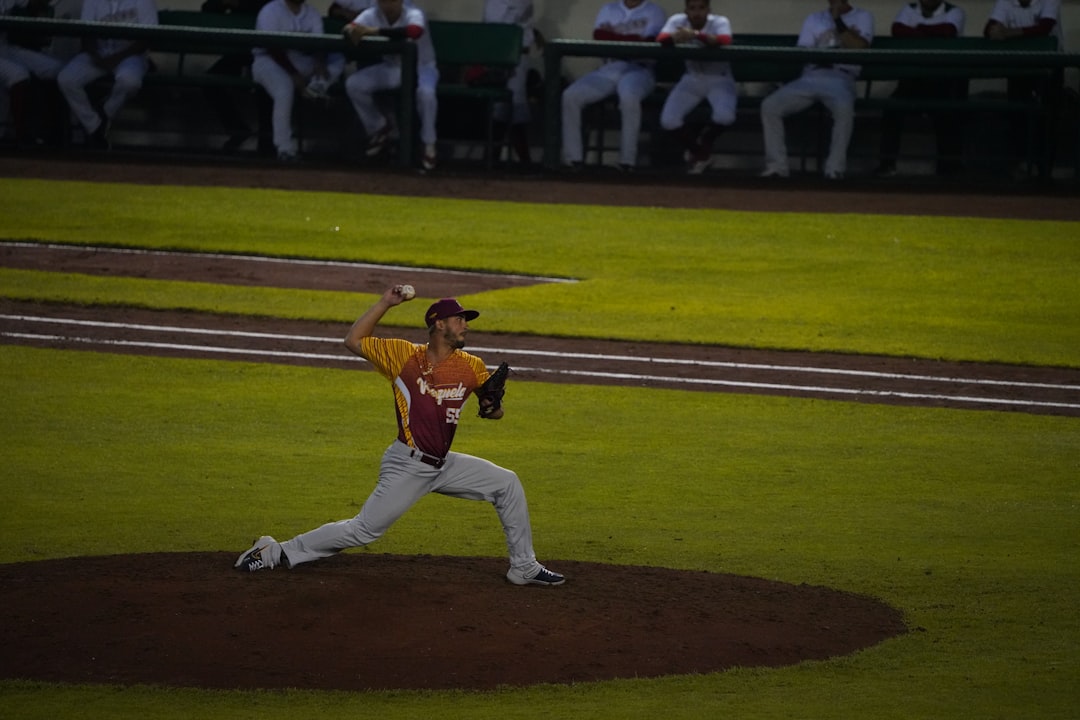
759 167 789 178
365 125 391 157
303 76 331 100
506 563 565 586
235 536 280 572
687 151 712 175
421 143 437 171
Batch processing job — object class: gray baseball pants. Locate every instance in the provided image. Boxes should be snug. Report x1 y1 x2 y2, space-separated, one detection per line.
279 440 542 575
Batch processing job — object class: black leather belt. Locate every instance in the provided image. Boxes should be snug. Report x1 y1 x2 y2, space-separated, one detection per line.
410 448 446 468
814 63 857 77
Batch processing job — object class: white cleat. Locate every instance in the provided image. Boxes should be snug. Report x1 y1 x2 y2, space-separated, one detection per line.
235 536 279 572
506 563 566 586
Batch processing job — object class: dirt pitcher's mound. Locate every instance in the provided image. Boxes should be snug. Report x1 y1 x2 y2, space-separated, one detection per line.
0 552 905 691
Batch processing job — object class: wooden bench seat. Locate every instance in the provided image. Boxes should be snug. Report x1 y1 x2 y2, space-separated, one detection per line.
582 33 1060 173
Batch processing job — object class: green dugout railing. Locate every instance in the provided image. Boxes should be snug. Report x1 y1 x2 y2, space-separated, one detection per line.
2 17 1078 174
0 15 418 166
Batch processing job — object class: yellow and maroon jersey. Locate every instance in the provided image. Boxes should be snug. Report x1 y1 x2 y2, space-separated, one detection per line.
360 336 491 457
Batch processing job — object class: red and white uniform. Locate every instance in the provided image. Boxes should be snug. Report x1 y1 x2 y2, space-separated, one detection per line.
345 3 438 146
365 338 486 457
986 0 1062 48
892 1 965 36
278 336 544 578
484 0 535 49
561 0 667 166
760 4 874 177
251 0 345 157
483 0 534 124
795 5 875 77
55 0 158 134
658 12 737 131
331 0 412 14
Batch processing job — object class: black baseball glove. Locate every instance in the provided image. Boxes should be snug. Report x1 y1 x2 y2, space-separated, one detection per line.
476 362 509 418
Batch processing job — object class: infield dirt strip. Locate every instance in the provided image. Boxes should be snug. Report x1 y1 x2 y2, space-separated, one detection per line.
1 157 1077 691
1 242 1078 416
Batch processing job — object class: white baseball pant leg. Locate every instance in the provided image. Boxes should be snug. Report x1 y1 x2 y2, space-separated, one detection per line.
416 62 439 146
660 74 704 131
101 55 147 121
345 61 400 136
611 64 654 166
57 52 148 133
704 75 738 127
815 74 856 177
0 54 30 88
0 45 63 81
562 62 654 166
760 78 811 175
761 71 855 176
252 54 316 155
279 440 541 575
561 68 615 164
324 52 346 85
494 55 530 124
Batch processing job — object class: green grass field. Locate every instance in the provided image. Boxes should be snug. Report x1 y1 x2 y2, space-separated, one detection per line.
2 179 1078 719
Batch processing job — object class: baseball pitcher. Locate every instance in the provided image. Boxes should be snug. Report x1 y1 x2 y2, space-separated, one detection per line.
236 286 565 587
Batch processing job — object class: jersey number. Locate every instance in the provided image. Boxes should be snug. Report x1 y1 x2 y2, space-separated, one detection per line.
445 407 461 425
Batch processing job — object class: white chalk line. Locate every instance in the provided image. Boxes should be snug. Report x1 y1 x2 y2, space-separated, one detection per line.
0 241 576 284
515 365 1080 411
1 331 358 364
3 313 1078 393
4 329 1079 412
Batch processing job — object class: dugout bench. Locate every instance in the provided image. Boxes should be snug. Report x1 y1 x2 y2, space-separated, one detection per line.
0 14 522 168
314 17 524 168
545 34 1070 178
427 20 522 168
0 14 419 162
133 14 522 168
151 10 419 163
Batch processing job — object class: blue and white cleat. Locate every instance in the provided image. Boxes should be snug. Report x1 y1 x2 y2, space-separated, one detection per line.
234 536 279 572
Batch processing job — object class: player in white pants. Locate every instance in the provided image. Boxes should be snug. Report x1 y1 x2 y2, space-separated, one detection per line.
344 0 438 170
235 288 565 587
483 0 536 166
55 0 158 148
984 0 1062 178
0 42 61 87
252 0 345 161
1 0 64 143
561 0 666 170
657 0 736 175
0 0 64 83
760 0 873 179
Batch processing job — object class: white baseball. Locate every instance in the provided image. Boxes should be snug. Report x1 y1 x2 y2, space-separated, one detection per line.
399 284 416 300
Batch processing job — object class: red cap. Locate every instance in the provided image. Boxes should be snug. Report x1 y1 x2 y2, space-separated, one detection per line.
424 298 480 327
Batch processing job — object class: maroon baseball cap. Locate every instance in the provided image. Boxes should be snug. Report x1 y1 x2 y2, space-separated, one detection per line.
425 298 480 327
